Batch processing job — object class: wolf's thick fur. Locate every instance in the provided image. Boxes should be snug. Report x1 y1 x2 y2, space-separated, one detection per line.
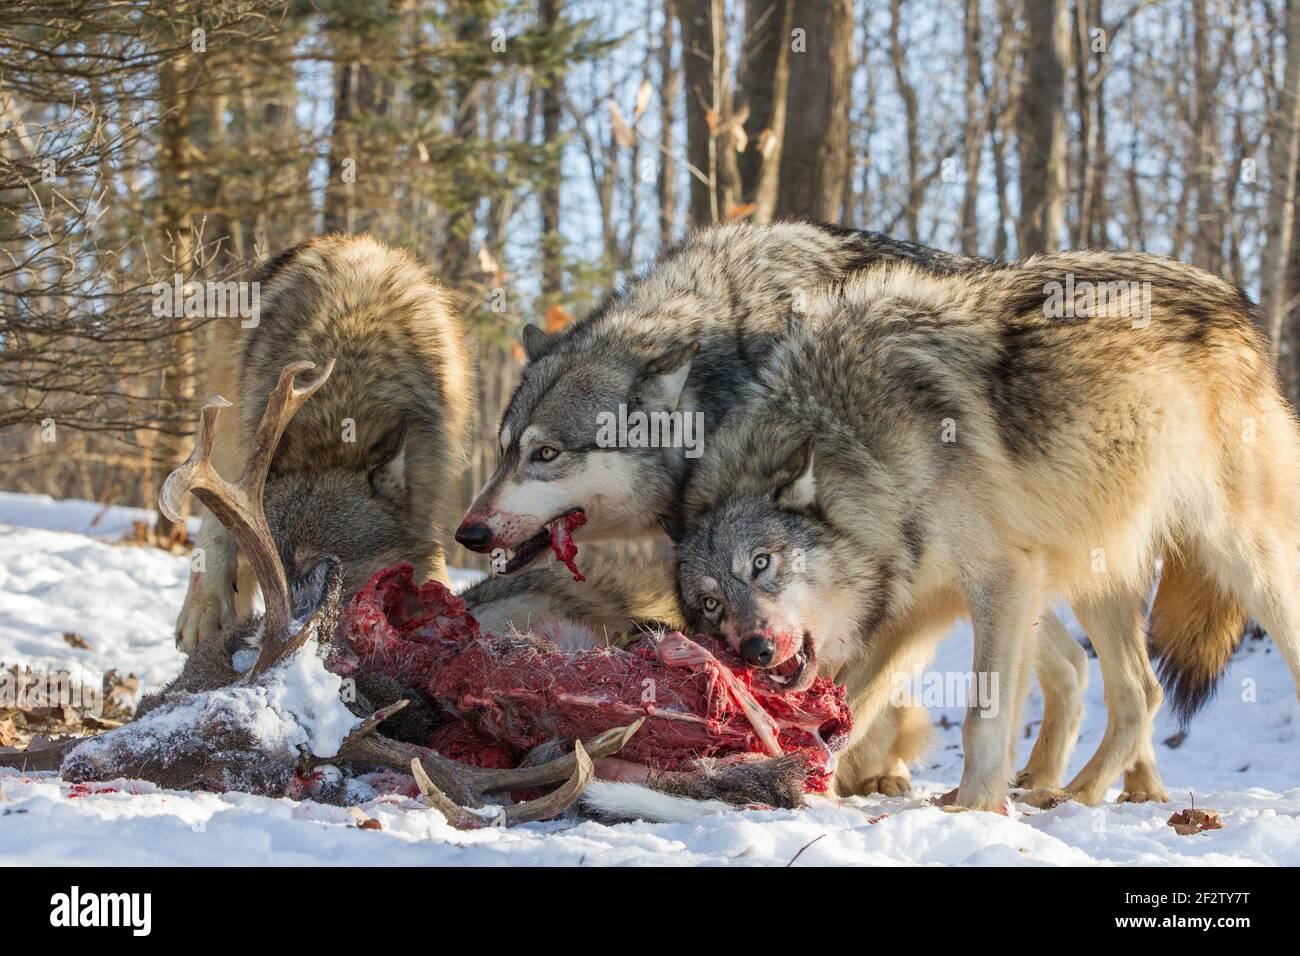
677 250 1300 810
174 235 472 649
460 220 1086 797
463 559 683 642
463 221 977 550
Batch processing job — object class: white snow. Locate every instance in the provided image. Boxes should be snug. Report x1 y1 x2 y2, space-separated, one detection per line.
1 493 1298 866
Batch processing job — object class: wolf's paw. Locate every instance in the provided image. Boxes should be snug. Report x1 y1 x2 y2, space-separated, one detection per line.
930 787 1009 815
858 774 911 797
1117 788 1169 805
174 575 235 651
1013 767 1060 791
1017 787 1075 810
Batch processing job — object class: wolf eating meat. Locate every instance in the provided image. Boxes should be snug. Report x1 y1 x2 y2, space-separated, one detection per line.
338 563 852 797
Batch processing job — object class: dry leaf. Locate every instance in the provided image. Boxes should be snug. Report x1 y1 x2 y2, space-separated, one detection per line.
0 717 16 747
23 705 80 728
62 631 92 651
634 79 652 120
416 141 430 163
509 340 527 365
705 109 720 133
1167 807 1223 835
544 302 573 333
725 202 757 221
477 246 500 275
757 127 778 160
348 806 383 830
103 670 139 715
610 101 636 149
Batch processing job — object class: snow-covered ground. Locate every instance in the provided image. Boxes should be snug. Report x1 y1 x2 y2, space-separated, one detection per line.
1 494 1297 866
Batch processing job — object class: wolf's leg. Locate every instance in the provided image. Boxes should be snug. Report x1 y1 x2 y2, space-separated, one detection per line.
1035 588 1162 807
175 510 238 651
957 552 1046 812
1118 735 1168 803
427 543 451 588
1216 531 1300 696
1015 608 1088 790
833 617 946 790
233 551 257 618
833 703 931 798
174 388 244 651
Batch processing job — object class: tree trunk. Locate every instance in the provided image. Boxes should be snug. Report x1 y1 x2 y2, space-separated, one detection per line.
1190 0 1224 275
539 0 564 297
440 13 484 284
887 0 920 239
658 0 681 247
1015 0 1068 255
1263 0 1300 363
774 0 852 222
677 0 718 224
959 0 983 255
732 0 792 222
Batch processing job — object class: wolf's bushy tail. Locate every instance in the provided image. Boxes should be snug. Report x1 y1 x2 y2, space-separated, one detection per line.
1149 549 1248 724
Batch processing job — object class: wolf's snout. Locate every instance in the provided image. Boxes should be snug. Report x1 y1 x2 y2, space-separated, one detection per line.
739 634 776 667
455 522 492 553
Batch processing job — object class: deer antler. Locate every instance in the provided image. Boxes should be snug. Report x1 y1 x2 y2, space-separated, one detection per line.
160 359 335 653
325 715 644 826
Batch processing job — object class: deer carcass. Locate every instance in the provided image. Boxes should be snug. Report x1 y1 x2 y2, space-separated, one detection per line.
337 562 852 805
0 360 851 825
0 362 639 826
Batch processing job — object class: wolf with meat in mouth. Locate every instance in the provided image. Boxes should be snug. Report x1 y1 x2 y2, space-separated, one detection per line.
676 252 1300 812
456 221 1089 797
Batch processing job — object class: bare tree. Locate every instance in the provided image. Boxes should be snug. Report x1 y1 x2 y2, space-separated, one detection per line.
539 0 565 297
774 0 852 222
1189 0 1224 275
657 0 681 246
1016 0 1069 254
1267 3 1300 350
959 0 984 254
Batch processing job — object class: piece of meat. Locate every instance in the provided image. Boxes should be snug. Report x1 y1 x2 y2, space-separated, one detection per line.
549 511 587 581
337 563 852 793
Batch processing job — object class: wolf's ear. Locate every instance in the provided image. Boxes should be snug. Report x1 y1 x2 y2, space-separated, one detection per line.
634 342 699 413
521 323 548 362
768 437 816 509
367 420 408 500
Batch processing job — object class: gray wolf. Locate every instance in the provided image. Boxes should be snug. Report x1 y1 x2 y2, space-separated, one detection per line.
456 220 975 562
675 251 1300 811
174 234 473 650
456 220 1085 797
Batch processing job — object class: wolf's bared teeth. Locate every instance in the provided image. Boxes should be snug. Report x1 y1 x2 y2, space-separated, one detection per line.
774 651 804 678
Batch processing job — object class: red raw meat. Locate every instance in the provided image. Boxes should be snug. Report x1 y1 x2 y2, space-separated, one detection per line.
549 511 587 581
338 564 851 793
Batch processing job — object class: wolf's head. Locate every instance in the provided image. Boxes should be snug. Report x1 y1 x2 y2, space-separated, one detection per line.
455 328 698 572
263 420 429 600
676 432 896 692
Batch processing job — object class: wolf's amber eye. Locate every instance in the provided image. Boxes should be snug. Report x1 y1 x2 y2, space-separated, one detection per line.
752 553 771 574
702 596 721 615
533 445 560 463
